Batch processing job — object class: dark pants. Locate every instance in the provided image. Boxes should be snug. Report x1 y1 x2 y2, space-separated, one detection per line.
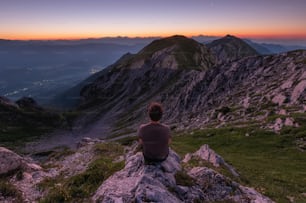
143 154 168 165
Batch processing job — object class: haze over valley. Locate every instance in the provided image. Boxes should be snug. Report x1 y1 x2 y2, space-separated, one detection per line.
0 39 149 104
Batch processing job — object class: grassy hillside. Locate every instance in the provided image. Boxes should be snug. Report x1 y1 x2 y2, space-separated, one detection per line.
171 124 306 203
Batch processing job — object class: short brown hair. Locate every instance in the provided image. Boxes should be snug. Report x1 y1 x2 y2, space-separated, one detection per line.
148 102 163 121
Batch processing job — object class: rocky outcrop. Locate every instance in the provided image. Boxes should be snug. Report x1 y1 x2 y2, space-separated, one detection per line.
183 144 239 177
0 147 42 176
1 143 97 202
16 97 43 110
0 147 45 202
188 167 273 203
0 96 18 108
0 141 274 203
0 147 23 175
92 145 273 203
268 117 299 132
92 150 186 202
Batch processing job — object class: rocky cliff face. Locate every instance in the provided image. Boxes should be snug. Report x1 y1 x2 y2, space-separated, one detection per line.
77 35 306 133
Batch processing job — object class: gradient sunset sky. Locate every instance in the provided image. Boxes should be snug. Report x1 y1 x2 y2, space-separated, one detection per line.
1 0 306 40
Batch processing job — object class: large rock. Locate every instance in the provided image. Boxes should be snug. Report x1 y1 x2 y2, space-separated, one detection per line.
93 152 181 203
93 145 273 203
188 167 274 203
0 96 19 108
183 144 239 177
0 147 23 175
0 147 43 176
92 150 203 203
15 97 42 110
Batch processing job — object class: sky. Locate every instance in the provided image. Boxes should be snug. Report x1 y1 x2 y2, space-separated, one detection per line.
0 0 306 41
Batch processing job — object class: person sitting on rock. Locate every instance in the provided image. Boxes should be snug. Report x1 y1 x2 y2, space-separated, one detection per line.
138 102 171 164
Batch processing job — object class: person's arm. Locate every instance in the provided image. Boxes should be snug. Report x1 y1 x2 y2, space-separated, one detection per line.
137 126 143 146
134 126 143 153
139 138 143 145
168 126 172 144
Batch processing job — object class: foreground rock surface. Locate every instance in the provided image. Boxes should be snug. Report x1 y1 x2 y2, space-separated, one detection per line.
1 144 274 203
0 145 96 202
92 146 273 203
0 147 23 175
183 144 239 177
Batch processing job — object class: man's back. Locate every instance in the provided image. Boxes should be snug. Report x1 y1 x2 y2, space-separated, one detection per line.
138 123 171 161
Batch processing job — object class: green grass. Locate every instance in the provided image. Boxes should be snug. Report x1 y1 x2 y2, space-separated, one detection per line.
39 143 124 203
0 104 65 149
171 127 306 203
0 178 23 201
109 128 136 139
174 170 196 187
0 107 85 150
266 114 287 122
0 124 53 150
0 164 24 200
116 135 138 146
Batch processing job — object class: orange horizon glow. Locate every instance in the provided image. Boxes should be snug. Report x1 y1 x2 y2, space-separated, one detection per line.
1 32 306 41
1 1 305 42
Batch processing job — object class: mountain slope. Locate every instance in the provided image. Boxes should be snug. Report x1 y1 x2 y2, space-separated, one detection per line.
77 36 216 122
54 36 215 110
207 34 259 63
75 35 305 134
109 35 216 71
243 39 273 55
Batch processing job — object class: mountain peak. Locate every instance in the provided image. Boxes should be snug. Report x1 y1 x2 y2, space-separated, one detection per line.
118 35 216 70
207 35 259 63
139 35 199 55
225 34 235 38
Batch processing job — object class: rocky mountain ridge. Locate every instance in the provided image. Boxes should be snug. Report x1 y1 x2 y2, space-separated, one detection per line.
76 35 306 135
